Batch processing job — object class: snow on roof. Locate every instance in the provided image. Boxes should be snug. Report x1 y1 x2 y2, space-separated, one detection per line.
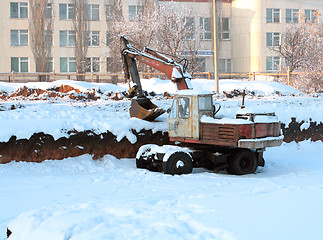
201 115 253 125
174 89 213 96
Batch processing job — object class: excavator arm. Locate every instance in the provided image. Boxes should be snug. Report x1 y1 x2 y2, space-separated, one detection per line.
120 35 192 121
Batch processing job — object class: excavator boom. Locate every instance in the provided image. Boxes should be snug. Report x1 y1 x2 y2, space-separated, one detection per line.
121 36 192 121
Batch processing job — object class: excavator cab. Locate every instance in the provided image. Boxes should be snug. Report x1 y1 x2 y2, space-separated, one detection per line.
120 35 192 121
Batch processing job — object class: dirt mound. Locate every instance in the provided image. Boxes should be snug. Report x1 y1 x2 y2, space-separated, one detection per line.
52 85 81 93
1 84 102 101
11 86 45 98
282 118 323 143
0 130 170 164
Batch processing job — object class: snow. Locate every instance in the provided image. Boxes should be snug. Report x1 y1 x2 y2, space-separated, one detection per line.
201 115 253 124
253 115 279 123
1 140 323 240
300 121 311 131
217 79 300 95
0 78 322 239
123 78 300 95
175 89 213 96
0 78 321 143
136 144 193 162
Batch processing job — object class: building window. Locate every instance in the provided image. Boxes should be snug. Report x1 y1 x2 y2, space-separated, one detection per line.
60 31 75 47
88 4 99 20
10 30 28 46
266 32 280 47
46 3 52 18
47 58 53 72
266 8 280 23
85 57 100 72
36 57 52 72
10 2 28 19
266 56 280 71
221 18 230 40
106 5 113 20
305 9 317 24
88 31 100 46
106 5 122 21
129 5 144 21
60 57 76 72
44 30 53 46
59 3 74 20
106 32 112 46
200 17 211 40
183 17 195 40
106 57 110 72
219 59 232 73
286 9 299 23
195 58 206 72
11 57 28 72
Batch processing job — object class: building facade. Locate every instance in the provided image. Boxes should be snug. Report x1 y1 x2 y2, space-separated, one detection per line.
0 0 322 75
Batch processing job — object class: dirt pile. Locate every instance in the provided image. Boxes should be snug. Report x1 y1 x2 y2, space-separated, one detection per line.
282 118 323 143
0 130 170 164
0 85 102 101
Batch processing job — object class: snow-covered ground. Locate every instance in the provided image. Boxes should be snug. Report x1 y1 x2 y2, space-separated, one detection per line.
0 79 322 239
0 79 322 143
1 140 323 240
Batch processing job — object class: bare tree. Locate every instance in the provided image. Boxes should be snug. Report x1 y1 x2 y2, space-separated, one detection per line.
273 25 307 72
105 1 212 80
275 12 322 91
105 0 125 83
300 22 323 92
105 0 159 82
29 0 53 81
156 3 205 74
72 0 89 81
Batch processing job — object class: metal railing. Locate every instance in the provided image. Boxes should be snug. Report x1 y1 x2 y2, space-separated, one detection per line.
0 71 321 86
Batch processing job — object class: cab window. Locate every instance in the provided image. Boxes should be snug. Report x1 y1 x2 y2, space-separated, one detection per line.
198 96 212 111
169 99 177 119
178 97 190 118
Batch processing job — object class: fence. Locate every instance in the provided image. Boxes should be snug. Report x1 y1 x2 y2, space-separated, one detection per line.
0 70 321 86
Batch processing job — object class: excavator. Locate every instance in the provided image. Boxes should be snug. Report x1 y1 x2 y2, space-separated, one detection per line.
120 35 192 121
121 36 283 175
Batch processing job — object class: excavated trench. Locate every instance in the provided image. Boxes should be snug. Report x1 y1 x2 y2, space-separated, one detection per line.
0 119 322 164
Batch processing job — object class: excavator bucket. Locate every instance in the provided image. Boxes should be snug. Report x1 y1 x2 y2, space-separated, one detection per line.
130 98 165 121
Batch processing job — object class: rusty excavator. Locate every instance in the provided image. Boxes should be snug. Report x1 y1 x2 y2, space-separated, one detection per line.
120 35 192 121
121 35 283 176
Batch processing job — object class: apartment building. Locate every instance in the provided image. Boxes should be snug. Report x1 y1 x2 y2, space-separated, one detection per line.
0 0 322 75
230 0 322 73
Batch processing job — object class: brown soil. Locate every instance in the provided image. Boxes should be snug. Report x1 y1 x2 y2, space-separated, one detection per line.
0 130 170 164
281 118 323 143
1 84 102 101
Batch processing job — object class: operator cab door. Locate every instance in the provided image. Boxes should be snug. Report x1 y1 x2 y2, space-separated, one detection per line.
168 96 193 138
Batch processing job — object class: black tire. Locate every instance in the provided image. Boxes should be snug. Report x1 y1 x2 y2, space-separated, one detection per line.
136 156 148 169
163 152 193 175
228 149 257 175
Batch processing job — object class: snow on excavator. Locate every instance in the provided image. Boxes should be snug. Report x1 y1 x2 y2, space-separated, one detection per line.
120 35 192 121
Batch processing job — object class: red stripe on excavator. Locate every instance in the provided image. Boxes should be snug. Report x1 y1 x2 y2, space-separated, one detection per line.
170 137 201 144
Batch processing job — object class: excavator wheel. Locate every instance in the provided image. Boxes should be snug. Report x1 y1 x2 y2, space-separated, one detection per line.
130 98 165 121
